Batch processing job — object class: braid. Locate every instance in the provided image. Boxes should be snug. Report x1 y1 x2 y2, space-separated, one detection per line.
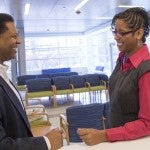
111 7 150 43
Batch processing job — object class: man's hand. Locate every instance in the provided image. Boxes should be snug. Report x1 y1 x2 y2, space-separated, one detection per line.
45 128 63 150
77 128 107 146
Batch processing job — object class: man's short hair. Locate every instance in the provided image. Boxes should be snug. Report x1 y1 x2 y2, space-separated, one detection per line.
0 13 14 34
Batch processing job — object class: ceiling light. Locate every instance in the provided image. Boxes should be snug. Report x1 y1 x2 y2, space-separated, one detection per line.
25 3 30 15
74 0 90 12
95 17 112 20
118 5 144 8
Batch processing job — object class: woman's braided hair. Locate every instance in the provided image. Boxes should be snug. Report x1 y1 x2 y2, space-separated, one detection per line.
111 7 150 43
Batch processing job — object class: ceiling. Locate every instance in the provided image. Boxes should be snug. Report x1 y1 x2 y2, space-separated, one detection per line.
0 0 150 35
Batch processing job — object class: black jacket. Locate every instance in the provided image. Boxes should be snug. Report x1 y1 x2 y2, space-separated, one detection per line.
0 76 48 150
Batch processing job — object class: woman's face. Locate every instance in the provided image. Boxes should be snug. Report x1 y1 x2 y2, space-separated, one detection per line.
113 19 144 56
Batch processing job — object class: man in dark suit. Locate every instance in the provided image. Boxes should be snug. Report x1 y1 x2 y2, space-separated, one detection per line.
0 13 62 150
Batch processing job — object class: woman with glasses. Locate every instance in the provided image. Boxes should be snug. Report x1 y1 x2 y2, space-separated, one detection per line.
77 7 150 145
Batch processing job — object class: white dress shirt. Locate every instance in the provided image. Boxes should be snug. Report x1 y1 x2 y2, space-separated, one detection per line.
0 64 24 108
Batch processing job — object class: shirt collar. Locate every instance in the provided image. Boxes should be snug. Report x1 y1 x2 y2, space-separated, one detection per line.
119 44 150 68
0 63 9 80
0 63 9 71
129 44 150 68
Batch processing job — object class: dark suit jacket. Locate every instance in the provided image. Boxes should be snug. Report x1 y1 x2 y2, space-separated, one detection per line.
0 77 48 150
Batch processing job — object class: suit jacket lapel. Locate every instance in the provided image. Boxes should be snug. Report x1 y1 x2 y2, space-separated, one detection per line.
0 77 31 130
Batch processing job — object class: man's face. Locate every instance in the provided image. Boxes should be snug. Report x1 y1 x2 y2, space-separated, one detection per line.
0 22 21 63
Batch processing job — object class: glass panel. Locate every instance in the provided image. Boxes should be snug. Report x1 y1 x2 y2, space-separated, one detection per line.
25 36 86 74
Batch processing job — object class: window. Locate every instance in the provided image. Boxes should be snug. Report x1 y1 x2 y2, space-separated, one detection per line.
25 36 87 74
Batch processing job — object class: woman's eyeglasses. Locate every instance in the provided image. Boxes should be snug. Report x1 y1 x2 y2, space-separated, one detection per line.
110 28 135 38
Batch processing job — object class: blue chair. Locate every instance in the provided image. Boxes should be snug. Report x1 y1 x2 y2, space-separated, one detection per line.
66 72 78 76
25 78 54 106
42 67 70 74
60 103 105 144
16 75 36 90
52 76 73 107
83 74 107 102
36 74 53 79
98 74 109 100
95 66 104 72
69 75 89 101
51 72 66 77
98 73 109 88
103 102 110 129
17 75 37 85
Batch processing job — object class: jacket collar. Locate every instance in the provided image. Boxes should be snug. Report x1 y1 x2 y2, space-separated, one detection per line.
0 76 31 130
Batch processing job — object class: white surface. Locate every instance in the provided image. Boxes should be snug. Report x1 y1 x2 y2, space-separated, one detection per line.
59 136 150 150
